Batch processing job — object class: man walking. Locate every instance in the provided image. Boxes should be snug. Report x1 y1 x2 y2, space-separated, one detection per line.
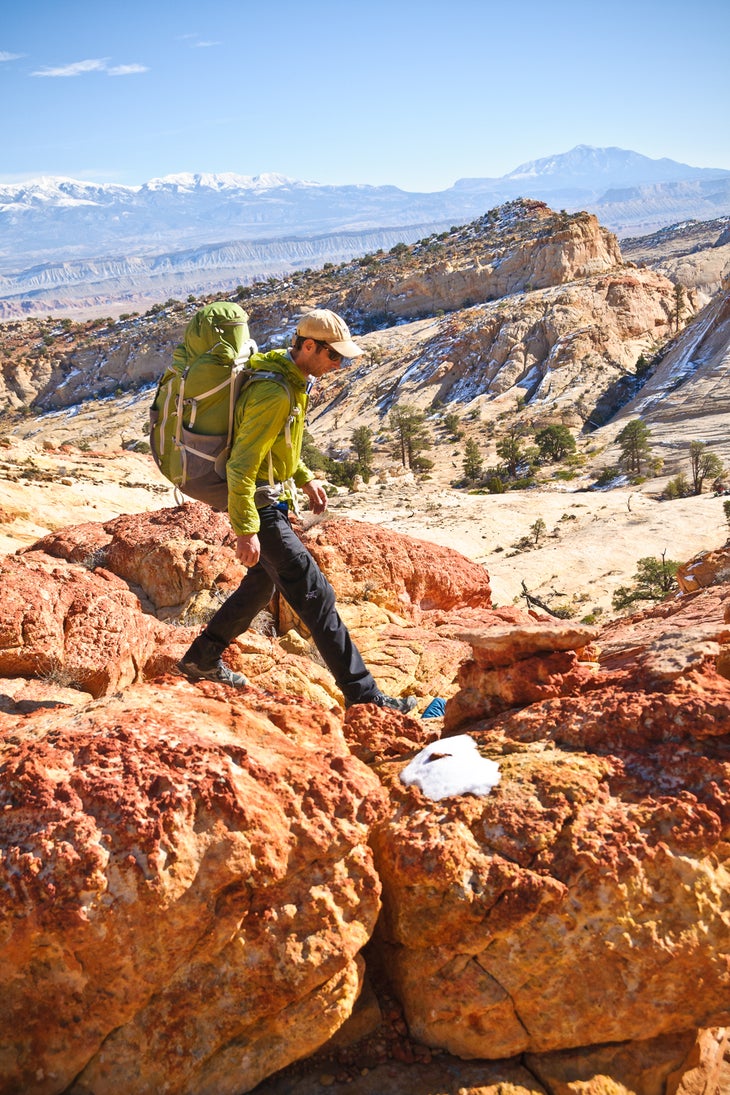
179 308 417 713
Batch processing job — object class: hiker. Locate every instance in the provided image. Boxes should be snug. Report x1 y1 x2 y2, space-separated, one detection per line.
179 308 417 713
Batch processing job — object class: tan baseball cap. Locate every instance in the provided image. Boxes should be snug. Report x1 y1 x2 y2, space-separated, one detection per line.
296 308 364 359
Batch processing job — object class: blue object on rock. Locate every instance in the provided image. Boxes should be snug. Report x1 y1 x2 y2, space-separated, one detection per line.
421 697 446 719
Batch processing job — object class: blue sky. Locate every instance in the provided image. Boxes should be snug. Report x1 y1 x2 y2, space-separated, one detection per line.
2 0 728 192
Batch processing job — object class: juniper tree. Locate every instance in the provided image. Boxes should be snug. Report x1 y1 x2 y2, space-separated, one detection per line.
351 425 374 481
535 424 576 463
496 422 529 479
531 518 546 544
612 553 679 611
689 440 724 496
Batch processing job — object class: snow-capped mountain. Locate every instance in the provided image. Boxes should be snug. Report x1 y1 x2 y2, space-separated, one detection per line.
502 144 729 186
2 146 729 318
139 172 317 195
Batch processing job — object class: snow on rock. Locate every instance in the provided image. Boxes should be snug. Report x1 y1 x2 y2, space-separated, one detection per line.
399 734 500 800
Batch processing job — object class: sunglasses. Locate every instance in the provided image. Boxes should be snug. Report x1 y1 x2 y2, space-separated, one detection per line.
314 339 343 364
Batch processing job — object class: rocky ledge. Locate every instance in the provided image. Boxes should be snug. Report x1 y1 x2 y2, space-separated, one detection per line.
0 503 729 1094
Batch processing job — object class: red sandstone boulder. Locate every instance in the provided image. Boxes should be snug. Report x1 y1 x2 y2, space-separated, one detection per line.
0 551 174 698
370 589 730 1060
0 678 386 1094
30 502 244 613
31 506 494 624
27 507 500 710
443 620 600 732
0 545 500 714
299 516 492 617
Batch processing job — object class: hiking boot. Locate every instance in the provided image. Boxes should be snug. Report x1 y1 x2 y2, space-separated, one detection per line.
178 634 248 689
178 657 249 688
349 690 417 714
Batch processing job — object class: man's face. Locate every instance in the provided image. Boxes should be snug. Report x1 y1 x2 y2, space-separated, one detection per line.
300 338 344 377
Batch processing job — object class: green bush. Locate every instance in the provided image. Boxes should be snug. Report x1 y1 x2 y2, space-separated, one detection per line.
594 465 622 487
664 473 690 499
612 555 680 611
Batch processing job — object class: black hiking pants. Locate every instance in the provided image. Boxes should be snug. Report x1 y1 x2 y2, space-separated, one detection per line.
204 504 379 705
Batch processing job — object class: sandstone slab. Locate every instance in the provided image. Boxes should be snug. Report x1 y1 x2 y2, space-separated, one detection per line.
0 678 386 1095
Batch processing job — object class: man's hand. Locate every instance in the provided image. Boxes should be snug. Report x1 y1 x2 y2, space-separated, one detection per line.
236 533 261 567
302 479 328 515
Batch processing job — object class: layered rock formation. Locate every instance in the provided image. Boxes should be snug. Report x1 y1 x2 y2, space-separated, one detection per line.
3 200 690 442
1 507 729 1094
336 203 623 320
604 279 730 463
352 266 683 432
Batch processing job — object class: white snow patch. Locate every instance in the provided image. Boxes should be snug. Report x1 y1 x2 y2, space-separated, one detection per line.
400 735 500 801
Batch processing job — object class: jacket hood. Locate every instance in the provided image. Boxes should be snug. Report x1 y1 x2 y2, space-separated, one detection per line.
250 348 308 391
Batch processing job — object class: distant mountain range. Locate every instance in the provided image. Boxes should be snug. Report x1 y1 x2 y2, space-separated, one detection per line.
2 145 730 318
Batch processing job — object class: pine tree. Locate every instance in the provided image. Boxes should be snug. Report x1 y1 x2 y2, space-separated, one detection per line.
617 420 652 477
462 437 483 481
388 405 432 470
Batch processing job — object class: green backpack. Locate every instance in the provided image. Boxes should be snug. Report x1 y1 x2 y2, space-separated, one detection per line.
149 301 293 511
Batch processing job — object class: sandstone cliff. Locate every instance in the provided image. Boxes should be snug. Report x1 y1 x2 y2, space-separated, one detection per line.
0 200 691 440
1 505 729 1093
593 277 730 470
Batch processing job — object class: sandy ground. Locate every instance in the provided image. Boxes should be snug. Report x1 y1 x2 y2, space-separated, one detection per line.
325 480 728 618
0 441 176 555
2 437 726 622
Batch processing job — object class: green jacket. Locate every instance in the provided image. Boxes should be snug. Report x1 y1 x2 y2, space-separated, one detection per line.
226 349 314 535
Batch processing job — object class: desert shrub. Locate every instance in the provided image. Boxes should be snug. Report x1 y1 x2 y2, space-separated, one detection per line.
664 473 691 499
485 475 506 494
442 412 463 439
612 555 680 611
594 465 622 487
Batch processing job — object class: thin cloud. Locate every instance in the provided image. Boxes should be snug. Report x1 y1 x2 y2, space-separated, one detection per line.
31 58 147 78
0 51 24 62
176 34 220 48
107 63 149 76
32 58 109 77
